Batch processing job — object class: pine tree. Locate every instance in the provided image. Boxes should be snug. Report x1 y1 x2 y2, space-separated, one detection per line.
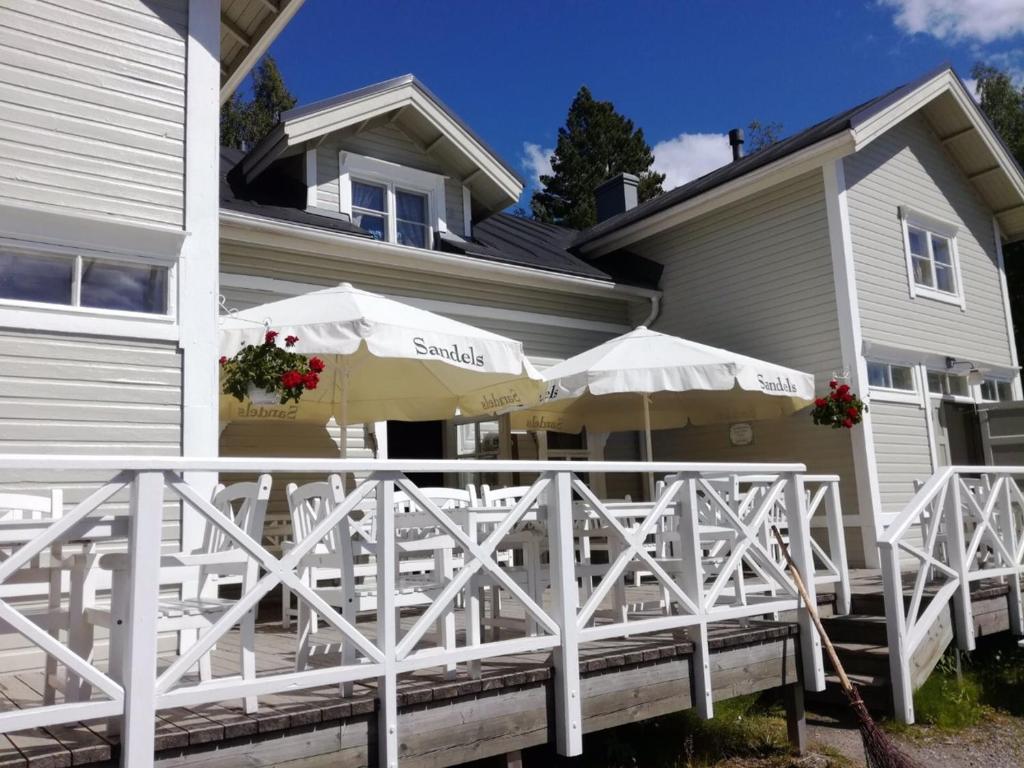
973 64 1024 363
219 55 297 150
530 86 665 229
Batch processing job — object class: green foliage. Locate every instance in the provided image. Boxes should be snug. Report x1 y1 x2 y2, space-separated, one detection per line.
220 330 322 404
220 55 297 149
812 379 867 429
530 86 665 229
913 651 983 730
746 120 783 154
972 64 1024 364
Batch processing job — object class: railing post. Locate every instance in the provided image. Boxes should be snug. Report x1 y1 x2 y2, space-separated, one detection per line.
548 470 582 756
999 474 1024 635
825 480 851 616
880 541 914 723
376 474 398 768
120 470 165 768
675 473 712 718
945 473 976 652
783 473 824 692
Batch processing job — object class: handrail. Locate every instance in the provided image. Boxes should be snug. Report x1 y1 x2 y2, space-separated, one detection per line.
0 457 843 768
878 466 955 545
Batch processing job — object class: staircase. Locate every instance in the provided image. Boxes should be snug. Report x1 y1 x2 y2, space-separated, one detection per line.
809 574 1011 713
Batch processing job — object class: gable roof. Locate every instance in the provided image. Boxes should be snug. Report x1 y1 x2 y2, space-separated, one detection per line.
239 74 524 218
576 66 1024 251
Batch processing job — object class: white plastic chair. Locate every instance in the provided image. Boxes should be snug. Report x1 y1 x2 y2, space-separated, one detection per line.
0 490 67 705
76 476 271 714
288 476 459 687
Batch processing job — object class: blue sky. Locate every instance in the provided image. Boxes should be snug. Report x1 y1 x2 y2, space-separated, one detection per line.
260 0 1024 206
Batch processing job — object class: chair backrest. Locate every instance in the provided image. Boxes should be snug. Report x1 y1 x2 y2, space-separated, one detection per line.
285 475 348 553
480 485 532 507
0 490 61 522
200 476 272 590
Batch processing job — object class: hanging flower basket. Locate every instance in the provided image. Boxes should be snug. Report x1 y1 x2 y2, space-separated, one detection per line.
220 330 326 405
811 379 867 429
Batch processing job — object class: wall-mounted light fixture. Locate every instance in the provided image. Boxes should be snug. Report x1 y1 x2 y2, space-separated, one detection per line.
946 356 984 386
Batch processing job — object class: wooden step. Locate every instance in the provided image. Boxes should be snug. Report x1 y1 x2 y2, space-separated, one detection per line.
819 614 889 645
828 642 891 677
807 672 892 714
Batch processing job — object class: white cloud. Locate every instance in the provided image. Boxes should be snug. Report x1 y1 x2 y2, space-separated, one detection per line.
651 133 733 190
521 142 554 188
963 77 980 101
881 0 1024 43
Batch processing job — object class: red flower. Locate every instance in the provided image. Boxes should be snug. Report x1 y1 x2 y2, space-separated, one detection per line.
815 397 827 408
303 372 319 390
837 383 850 394
285 335 299 347
842 418 854 429
829 380 838 389
219 356 228 366
847 406 859 417
265 330 279 345
280 370 303 389
841 392 853 403
309 356 326 373
831 391 841 400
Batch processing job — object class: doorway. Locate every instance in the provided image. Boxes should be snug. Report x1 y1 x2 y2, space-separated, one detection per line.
387 420 445 487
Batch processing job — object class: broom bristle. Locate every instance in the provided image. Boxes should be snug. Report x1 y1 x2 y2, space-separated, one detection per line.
842 687 923 768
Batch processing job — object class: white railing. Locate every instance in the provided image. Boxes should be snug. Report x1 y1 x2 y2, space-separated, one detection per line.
0 457 849 768
879 466 1024 723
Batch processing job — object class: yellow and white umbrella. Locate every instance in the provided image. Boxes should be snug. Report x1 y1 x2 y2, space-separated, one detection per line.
219 283 543 452
508 326 815 479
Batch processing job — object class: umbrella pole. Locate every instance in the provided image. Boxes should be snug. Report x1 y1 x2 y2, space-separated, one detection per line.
339 366 350 489
643 394 655 500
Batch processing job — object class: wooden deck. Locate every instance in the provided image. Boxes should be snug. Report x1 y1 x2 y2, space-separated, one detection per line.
0 597 816 768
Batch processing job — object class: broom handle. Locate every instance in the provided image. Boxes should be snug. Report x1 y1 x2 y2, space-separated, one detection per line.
770 525 854 694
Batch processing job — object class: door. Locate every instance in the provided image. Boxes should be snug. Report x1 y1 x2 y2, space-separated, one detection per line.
387 420 445 487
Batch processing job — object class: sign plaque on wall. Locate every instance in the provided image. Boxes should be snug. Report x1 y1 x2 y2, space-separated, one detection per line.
729 423 754 447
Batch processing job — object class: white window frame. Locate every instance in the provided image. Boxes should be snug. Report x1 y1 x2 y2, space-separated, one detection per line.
899 206 965 310
977 376 1015 403
925 370 973 403
866 359 920 404
339 152 447 249
0 239 178 340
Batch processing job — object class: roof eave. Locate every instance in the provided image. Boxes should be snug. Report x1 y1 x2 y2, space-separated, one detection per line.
219 0 305 105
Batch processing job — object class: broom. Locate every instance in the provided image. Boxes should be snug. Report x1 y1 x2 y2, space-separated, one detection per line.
770 526 922 768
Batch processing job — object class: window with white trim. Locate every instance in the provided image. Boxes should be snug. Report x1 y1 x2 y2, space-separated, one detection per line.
867 361 915 393
979 377 1014 402
340 152 446 250
0 247 171 316
899 207 964 308
927 370 969 398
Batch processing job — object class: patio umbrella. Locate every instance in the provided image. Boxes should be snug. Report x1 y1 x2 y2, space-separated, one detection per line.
507 326 815 490
218 283 543 454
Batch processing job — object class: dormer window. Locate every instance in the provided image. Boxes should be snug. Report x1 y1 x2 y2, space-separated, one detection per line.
340 152 446 249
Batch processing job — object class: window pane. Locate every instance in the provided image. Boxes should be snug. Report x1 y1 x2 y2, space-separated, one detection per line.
0 251 73 305
927 371 943 394
397 220 427 248
931 235 952 265
908 226 927 256
935 264 955 293
913 256 934 288
997 381 1013 401
981 379 997 401
352 181 385 212
891 365 914 391
396 190 426 223
353 212 386 240
948 375 968 397
80 259 168 314
867 362 889 389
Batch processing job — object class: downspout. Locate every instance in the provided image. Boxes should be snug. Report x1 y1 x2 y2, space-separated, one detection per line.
641 293 661 328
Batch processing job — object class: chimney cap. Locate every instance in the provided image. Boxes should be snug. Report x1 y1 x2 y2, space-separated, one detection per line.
728 128 744 143
595 172 639 194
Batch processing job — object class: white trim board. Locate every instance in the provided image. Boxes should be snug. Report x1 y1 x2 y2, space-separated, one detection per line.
823 158 883 569
219 272 632 335
994 218 1023 399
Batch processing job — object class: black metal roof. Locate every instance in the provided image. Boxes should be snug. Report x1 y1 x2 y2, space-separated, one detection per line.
574 65 955 248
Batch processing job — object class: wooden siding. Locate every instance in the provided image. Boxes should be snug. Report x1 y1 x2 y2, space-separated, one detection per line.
844 112 1014 366
313 124 466 234
630 170 864 563
870 401 933 514
0 0 187 228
